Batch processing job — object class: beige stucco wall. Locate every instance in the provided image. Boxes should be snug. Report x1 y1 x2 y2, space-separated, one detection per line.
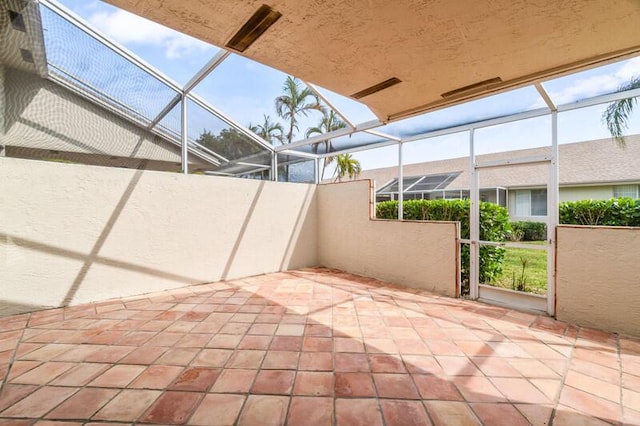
317 180 459 296
556 225 640 337
0 157 317 315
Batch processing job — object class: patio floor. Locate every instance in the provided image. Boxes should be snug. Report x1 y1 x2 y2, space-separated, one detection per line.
0 268 638 425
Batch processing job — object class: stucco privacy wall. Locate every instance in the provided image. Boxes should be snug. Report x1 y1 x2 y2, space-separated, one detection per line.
0 158 317 314
556 225 640 337
317 180 459 296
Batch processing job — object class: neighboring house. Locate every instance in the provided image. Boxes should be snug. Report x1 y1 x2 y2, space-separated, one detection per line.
0 1 270 177
359 136 640 221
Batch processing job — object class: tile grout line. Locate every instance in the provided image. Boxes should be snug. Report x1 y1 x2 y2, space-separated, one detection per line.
1 269 634 425
547 326 580 426
363 306 386 426
0 312 32 395
617 333 624 424
331 297 338 426
13 314 156 423
4 295 178 423
423 299 560 424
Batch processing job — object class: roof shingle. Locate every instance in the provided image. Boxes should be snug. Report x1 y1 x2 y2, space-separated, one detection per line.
357 135 640 190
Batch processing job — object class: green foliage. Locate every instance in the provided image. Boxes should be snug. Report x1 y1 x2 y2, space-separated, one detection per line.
505 226 524 242
601 76 640 148
306 111 347 180
508 221 547 241
249 115 284 146
334 154 362 181
376 199 510 292
559 198 640 226
376 200 399 221
275 76 324 144
512 256 529 292
494 243 547 294
196 128 263 160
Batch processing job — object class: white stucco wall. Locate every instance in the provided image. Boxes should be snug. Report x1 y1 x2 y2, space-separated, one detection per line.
317 181 459 296
0 65 5 150
556 225 640 337
0 158 317 314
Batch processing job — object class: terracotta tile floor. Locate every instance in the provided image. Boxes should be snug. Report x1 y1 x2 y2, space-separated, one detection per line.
0 268 639 425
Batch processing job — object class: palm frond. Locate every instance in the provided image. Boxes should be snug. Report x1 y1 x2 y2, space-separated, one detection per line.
602 76 640 148
306 126 323 138
275 76 325 143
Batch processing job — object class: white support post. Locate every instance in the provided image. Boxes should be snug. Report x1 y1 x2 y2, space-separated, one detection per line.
547 112 559 316
469 129 479 299
272 152 278 182
181 94 188 175
183 50 230 95
304 81 357 129
314 158 320 184
398 142 404 220
373 180 377 219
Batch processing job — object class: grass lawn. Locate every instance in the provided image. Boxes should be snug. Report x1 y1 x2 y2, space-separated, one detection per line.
492 241 547 295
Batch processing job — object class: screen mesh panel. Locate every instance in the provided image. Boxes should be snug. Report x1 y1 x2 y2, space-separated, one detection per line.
41 5 179 124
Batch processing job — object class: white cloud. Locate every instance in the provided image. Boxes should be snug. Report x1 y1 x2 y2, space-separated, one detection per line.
88 9 212 59
616 56 640 81
546 57 640 105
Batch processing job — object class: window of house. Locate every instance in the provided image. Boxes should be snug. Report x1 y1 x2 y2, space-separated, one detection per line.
515 190 530 216
514 189 547 216
613 184 639 198
531 189 547 216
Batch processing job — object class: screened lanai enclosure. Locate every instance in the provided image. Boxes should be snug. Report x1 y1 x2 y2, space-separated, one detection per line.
4 0 640 314
3 1 640 424
3 0 640 180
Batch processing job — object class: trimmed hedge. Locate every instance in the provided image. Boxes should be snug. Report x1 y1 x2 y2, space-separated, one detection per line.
559 198 640 226
508 221 547 241
376 199 510 292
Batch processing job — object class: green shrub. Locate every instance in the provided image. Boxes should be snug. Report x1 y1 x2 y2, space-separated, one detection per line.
559 198 640 226
505 226 524 242
509 221 547 241
376 199 510 292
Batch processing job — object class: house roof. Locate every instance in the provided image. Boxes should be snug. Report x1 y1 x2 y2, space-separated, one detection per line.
358 134 640 191
104 0 640 122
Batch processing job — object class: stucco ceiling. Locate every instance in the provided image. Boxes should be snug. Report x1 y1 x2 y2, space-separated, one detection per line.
103 0 640 122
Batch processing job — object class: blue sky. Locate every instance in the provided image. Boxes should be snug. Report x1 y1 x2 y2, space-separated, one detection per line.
55 0 640 173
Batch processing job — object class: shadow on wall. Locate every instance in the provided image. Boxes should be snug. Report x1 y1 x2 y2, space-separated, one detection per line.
60 166 145 306
220 180 318 281
0 159 318 317
0 299 48 318
221 181 266 280
280 184 316 271
1 165 197 316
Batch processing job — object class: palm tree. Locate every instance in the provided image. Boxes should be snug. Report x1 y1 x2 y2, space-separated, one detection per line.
602 76 640 148
275 76 324 144
334 153 362 182
249 115 284 146
305 110 347 180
